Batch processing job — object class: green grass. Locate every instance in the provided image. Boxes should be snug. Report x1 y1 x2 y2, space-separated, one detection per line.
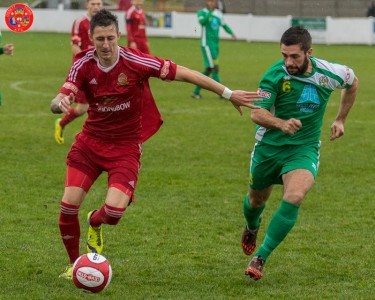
0 31 374 299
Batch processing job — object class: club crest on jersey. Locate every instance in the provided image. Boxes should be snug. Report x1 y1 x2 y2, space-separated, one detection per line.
117 73 128 85
318 75 329 87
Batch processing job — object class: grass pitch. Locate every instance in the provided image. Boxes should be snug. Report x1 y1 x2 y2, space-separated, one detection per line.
0 31 374 299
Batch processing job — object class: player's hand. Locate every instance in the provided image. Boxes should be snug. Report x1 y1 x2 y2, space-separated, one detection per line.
281 118 302 134
59 93 75 114
129 42 137 49
229 90 262 115
3 44 14 55
330 120 344 141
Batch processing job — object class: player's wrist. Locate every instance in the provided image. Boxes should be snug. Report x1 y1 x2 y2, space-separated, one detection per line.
221 87 233 100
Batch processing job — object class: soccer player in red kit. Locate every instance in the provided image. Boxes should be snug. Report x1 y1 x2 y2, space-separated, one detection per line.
54 0 103 144
51 9 260 280
126 0 150 54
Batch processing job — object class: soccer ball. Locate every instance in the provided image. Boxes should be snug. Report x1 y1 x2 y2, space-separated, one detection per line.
72 253 112 293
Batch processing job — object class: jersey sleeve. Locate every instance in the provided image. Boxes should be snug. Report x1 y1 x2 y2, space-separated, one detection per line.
314 58 355 89
222 23 234 35
256 69 280 110
71 19 82 47
197 10 211 25
123 48 177 81
59 59 86 96
126 8 135 42
333 64 355 89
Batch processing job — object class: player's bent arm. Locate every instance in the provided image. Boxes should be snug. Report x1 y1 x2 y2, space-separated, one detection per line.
51 93 74 114
335 76 359 123
251 108 302 134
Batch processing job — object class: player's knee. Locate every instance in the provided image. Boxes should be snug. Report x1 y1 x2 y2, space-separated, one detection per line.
283 192 305 205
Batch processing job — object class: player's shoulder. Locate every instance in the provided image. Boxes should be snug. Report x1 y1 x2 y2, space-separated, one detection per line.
73 48 95 63
119 46 162 68
262 59 287 80
126 6 136 18
198 8 209 15
312 56 350 72
212 9 223 19
73 15 89 26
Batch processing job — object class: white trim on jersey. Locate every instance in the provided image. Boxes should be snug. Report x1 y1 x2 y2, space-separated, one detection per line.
120 47 161 70
73 14 89 35
68 49 95 82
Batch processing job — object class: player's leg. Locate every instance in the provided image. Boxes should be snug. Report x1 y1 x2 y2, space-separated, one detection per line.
87 142 141 254
212 64 220 83
242 187 272 255
87 186 130 254
58 167 94 279
246 144 318 280
253 169 314 259
192 46 214 98
59 135 101 279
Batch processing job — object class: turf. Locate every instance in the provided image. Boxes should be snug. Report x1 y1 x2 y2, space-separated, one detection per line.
0 31 374 299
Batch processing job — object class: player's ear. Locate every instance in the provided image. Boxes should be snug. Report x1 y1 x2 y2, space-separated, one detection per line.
89 30 93 42
307 48 313 57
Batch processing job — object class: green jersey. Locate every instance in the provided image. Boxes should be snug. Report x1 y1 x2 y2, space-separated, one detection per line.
197 8 234 48
255 57 355 146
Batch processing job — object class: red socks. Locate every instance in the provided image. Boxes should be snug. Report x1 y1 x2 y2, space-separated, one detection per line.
59 202 80 263
90 204 126 227
59 108 79 128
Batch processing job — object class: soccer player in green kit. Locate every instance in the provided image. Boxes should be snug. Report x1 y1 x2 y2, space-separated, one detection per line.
191 0 236 99
241 26 359 280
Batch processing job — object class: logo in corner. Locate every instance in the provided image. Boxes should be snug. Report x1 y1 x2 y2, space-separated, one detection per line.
117 73 128 85
5 3 34 33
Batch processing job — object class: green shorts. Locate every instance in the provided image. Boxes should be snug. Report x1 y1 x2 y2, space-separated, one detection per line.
201 45 219 68
249 141 321 190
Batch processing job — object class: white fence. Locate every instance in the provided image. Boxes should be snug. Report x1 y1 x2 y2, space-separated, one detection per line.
1 8 375 45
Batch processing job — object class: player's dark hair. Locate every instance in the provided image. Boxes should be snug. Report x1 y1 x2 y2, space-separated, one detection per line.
280 26 312 52
90 9 119 34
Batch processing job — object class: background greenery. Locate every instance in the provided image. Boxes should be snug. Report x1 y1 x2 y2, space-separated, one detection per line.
0 31 374 299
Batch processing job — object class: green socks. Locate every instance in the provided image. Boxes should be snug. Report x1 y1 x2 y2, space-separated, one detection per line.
255 200 300 261
243 194 265 230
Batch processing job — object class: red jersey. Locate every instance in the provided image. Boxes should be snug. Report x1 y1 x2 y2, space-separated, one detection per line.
126 6 147 42
71 15 93 53
60 46 177 143
118 0 131 11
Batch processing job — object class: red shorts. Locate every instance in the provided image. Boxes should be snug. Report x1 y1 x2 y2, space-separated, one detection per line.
75 90 87 104
66 133 142 198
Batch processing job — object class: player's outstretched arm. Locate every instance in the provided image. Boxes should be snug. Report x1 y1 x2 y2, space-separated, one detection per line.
330 76 359 141
174 65 261 115
51 93 75 114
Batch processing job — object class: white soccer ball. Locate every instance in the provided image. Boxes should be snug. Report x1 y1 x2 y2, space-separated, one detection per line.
72 253 112 293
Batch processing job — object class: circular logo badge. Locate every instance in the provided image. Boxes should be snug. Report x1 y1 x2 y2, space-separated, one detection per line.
5 3 34 33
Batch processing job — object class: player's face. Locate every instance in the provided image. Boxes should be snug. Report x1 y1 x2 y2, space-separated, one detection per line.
87 0 103 17
206 0 216 10
133 0 144 9
281 44 312 75
91 25 120 66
